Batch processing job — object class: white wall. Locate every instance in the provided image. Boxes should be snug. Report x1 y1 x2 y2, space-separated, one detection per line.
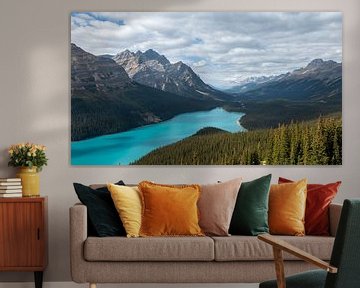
0 0 359 283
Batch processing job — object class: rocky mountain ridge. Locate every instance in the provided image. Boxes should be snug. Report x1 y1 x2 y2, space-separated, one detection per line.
71 44 217 141
113 49 230 100
230 58 342 102
71 43 131 93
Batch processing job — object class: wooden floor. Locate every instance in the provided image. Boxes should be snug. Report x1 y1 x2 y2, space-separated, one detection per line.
0 283 259 288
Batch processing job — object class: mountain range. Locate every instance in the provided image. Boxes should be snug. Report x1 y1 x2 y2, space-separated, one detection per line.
225 75 279 94
228 59 342 103
113 49 231 101
71 44 216 141
71 43 342 141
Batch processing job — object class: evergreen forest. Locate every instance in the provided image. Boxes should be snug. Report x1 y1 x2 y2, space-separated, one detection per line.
133 116 342 165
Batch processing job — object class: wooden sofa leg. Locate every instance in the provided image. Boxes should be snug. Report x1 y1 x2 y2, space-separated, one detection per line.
89 283 97 288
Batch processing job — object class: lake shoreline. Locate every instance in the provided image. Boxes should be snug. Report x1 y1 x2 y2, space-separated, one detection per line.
71 107 246 165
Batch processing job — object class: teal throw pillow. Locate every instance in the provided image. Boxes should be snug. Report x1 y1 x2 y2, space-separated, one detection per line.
229 174 272 236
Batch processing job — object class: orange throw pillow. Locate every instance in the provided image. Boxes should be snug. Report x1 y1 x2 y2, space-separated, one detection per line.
269 179 307 236
279 177 341 236
138 181 204 237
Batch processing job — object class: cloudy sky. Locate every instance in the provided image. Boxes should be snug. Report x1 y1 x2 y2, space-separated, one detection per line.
71 12 342 88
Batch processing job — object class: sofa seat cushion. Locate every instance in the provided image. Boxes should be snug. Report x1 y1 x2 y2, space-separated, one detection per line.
84 236 214 261
212 236 334 261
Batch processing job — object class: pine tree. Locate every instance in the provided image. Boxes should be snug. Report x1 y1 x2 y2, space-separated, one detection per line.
271 125 281 164
310 117 329 164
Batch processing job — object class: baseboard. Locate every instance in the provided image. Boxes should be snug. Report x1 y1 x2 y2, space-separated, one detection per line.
0 282 259 288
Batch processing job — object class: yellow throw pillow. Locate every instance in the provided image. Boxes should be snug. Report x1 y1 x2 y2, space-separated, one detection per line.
269 179 307 236
107 183 142 238
138 181 204 237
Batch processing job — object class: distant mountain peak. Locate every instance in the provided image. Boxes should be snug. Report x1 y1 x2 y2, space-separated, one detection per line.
142 49 170 66
226 58 342 100
115 49 134 59
143 48 160 57
113 48 230 101
305 58 338 70
121 49 133 55
308 58 324 67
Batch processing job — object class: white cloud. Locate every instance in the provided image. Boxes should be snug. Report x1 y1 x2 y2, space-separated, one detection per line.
71 12 342 88
193 60 207 67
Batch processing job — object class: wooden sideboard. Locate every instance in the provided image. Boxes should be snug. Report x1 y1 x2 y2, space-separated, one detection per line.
0 197 48 288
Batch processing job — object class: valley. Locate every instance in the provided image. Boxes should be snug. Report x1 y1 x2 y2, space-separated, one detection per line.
71 44 218 141
71 44 342 165
71 108 245 165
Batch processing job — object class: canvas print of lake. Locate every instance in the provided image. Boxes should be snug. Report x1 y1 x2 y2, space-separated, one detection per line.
71 12 342 165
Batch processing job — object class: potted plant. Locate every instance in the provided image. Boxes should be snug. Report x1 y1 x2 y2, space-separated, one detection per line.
8 143 48 197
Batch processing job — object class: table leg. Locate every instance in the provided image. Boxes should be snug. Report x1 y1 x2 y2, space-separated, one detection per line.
34 271 43 288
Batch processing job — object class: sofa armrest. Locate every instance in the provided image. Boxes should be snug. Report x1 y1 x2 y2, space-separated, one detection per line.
69 203 88 283
329 203 342 237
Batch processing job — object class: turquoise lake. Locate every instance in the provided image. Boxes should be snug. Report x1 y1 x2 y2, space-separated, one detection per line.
71 107 246 165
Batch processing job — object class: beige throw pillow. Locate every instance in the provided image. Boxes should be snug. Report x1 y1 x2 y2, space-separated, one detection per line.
198 178 242 236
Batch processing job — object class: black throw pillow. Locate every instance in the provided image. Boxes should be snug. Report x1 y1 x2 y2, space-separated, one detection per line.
73 180 126 237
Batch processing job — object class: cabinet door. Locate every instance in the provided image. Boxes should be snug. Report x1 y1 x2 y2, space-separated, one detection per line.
0 202 44 268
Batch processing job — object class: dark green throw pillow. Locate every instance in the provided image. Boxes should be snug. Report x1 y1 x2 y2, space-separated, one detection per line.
73 181 126 237
229 174 272 236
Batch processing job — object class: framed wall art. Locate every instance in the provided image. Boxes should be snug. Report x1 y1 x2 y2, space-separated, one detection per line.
71 12 342 165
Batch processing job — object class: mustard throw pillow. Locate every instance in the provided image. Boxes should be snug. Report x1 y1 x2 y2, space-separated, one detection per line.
138 181 204 237
269 179 307 236
107 183 142 238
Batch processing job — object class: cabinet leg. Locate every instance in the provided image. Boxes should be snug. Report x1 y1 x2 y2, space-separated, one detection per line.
34 271 43 288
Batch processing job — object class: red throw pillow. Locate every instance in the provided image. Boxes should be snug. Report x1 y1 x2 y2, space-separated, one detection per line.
278 177 341 236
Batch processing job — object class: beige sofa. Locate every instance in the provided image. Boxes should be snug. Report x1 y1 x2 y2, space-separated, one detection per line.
70 203 342 287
